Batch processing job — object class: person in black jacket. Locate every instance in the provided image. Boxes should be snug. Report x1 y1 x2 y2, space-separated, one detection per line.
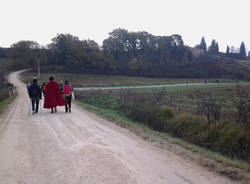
28 78 42 114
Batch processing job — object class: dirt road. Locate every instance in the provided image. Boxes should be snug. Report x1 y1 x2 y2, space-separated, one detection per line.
0 70 236 184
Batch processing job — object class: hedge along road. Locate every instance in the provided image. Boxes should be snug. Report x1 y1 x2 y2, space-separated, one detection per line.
0 70 235 184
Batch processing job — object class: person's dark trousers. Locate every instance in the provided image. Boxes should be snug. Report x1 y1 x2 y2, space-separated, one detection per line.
31 96 40 113
65 95 72 113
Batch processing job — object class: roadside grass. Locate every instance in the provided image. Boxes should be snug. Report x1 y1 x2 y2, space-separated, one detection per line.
0 93 17 114
21 71 238 87
75 100 250 172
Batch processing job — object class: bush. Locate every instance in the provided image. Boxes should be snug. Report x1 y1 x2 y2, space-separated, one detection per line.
161 114 250 161
157 106 175 121
129 105 158 128
164 114 207 141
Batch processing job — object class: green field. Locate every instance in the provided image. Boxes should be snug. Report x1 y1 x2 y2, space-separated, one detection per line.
131 83 242 93
21 71 238 87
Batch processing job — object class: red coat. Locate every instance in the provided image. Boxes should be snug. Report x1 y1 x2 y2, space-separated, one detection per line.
44 80 65 108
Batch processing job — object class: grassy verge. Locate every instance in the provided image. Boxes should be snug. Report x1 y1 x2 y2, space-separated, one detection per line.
0 93 17 114
75 100 250 173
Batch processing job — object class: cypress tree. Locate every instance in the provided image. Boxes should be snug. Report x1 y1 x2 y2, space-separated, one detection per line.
226 45 230 56
200 37 207 52
215 42 219 54
208 39 216 54
239 41 246 59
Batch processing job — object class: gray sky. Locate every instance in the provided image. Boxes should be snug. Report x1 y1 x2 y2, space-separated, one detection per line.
1 0 249 52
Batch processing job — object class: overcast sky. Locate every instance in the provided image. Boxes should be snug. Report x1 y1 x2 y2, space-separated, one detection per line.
0 0 249 52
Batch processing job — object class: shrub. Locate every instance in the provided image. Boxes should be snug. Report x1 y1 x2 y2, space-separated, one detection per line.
157 106 175 121
177 114 206 124
163 114 207 140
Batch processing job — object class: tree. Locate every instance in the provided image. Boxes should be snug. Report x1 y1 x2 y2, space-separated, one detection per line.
233 84 250 130
195 90 224 123
239 41 246 59
226 45 230 56
215 42 219 53
128 57 142 75
8 41 40 69
49 34 82 66
199 37 207 52
48 33 114 72
208 39 218 54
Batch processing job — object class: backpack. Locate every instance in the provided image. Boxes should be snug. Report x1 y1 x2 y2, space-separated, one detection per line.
42 85 46 91
31 85 39 95
64 84 71 95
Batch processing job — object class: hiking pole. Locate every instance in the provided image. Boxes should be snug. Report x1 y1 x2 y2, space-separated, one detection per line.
39 99 42 113
28 98 31 116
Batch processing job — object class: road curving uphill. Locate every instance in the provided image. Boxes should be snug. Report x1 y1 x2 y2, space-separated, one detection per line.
0 70 238 184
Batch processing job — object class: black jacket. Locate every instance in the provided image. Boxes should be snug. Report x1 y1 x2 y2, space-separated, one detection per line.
28 83 42 99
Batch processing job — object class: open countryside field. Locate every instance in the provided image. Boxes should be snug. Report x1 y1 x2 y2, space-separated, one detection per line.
21 71 238 88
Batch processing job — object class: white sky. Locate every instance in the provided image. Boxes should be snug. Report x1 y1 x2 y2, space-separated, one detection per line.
0 0 249 52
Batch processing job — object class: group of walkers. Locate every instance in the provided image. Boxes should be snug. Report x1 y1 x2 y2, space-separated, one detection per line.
27 76 73 115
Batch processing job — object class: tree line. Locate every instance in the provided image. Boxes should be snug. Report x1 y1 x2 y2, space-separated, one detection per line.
198 36 248 60
0 28 249 79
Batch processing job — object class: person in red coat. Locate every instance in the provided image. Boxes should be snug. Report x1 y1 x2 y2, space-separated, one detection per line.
44 76 65 113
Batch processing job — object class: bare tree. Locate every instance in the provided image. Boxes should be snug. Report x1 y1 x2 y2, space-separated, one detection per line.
194 90 225 123
233 84 250 130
